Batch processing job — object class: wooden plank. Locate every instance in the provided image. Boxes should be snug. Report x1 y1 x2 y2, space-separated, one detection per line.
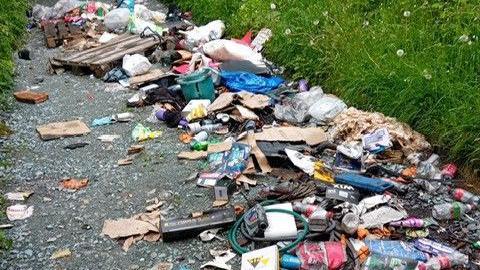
58 34 137 62
77 36 148 64
57 22 68 39
69 24 83 35
44 23 57 37
91 39 159 65
129 69 165 86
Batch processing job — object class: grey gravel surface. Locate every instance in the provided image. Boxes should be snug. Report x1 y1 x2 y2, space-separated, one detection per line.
0 1 247 269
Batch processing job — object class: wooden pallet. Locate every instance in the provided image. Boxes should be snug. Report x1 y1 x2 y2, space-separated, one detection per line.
53 34 161 77
44 21 85 48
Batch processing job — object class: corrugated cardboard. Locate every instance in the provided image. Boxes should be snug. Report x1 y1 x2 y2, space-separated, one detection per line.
254 127 327 146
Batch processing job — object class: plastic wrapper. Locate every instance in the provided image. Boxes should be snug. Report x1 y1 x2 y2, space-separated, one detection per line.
182 20 225 49
295 241 347 270
364 240 427 262
308 95 347 123
131 123 162 141
361 253 419 270
134 4 166 24
285 148 315 175
122 54 152 77
104 8 130 31
274 88 325 123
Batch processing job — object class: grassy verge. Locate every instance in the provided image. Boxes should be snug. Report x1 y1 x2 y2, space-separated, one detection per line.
0 0 28 251
0 0 29 111
171 0 480 171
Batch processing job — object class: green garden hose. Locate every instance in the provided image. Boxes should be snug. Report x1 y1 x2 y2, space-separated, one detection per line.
228 204 309 254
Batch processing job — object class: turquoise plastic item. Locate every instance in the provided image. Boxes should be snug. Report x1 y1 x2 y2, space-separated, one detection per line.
177 69 215 102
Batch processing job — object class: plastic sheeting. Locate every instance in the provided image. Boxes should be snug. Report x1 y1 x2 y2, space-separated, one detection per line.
220 72 283 94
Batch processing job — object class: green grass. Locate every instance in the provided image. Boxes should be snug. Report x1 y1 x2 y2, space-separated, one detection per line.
172 0 480 170
0 0 29 111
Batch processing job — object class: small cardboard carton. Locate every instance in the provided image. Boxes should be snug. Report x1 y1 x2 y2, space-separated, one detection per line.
241 245 279 270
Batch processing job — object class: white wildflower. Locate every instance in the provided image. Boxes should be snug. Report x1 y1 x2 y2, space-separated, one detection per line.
459 34 469 42
284 28 291 35
403 10 411 17
396 49 405 57
313 20 320 26
270 3 276 10
422 69 432 80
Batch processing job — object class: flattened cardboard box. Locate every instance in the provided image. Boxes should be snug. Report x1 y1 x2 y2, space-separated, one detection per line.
254 127 327 146
37 120 91 140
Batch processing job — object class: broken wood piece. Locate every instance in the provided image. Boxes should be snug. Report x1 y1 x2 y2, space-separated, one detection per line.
59 178 89 190
128 69 165 87
13 90 49 104
127 144 145 155
37 120 90 140
118 158 134 166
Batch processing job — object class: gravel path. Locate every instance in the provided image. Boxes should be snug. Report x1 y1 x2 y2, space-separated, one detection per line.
0 1 241 269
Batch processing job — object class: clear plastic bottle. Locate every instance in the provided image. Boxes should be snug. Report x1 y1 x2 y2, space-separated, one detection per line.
452 188 479 208
432 202 473 220
417 253 468 270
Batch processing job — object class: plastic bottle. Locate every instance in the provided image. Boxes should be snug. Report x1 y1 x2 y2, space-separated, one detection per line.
417 256 451 270
117 0 135 13
432 202 473 220
441 163 457 180
190 141 208 151
192 131 208 142
281 254 301 269
452 188 479 208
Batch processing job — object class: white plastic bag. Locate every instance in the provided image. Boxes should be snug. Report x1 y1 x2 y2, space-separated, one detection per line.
122 54 152 77
274 88 324 123
182 20 225 49
202 39 263 63
104 8 130 32
134 4 166 24
308 95 347 123
32 4 52 20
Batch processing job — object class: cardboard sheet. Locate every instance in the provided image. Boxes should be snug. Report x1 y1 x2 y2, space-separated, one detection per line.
236 91 270 109
247 133 272 173
37 120 90 140
208 93 235 112
102 218 159 239
177 151 209 160
128 69 165 87
254 127 327 146
233 105 259 121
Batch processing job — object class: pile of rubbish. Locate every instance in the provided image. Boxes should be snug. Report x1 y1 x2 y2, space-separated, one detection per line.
10 0 480 269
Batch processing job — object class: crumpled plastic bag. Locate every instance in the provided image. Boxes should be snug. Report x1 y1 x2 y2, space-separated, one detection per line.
32 4 52 20
131 123 162 141
203 39 263 62
274 88 325 123
122 54 152 77
308 95 347 123
181 20 225 49
104 8 130 32
134 4 166 24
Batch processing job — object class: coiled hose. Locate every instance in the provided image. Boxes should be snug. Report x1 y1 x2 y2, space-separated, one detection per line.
228 200 309 254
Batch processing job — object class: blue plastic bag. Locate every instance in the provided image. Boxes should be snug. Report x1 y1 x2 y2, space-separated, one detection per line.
220 71 284 93
365 240 427 262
